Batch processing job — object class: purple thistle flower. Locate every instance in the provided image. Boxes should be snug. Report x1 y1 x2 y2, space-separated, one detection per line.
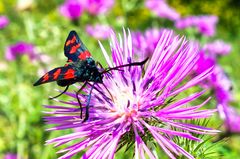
0 15 9 29
86 24 111 39
59 0 84 20
5 41 48 63
175 15 218 37
213 67 236 134
45 29 218 159
145 0 180 21
197 15 218 37
81 0 115 15
195 50 216 76
203 40 232 56
132 28 167 59
217 103 240 133
4 153 17 159
195 50 233 103
5 41 36 61
212 66 233 104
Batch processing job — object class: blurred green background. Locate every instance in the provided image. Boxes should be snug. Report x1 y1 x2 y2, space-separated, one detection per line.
0 0 240 158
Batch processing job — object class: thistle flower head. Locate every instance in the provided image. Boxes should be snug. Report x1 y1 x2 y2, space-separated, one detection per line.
81 0 115 15
218 103 240 133
5 41 36 61
203 40 232 56
45 29 217 159
195 49 233 105
59 0 84 20
212 66 233 103
145 0 180 21
86 24 111 39
195 50 216 76
4 153 17 159
175 15 218 37
59 0 114 20
132 28 166 59
0 15 9 29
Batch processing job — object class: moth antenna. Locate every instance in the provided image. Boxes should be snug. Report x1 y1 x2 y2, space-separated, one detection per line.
101 57 149 74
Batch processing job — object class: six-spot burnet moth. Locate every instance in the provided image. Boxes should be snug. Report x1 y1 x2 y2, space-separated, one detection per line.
34 30 148 122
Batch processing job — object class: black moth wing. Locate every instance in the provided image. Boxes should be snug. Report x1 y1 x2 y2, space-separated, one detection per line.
33 65 78 86
64 30 91 63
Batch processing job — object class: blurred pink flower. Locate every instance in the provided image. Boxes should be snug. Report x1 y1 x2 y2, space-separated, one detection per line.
218 103 240 133
86 24 111 39
195 50 215 76
197 16 218 36
175 15 218 37
212 66 233 103
58 0 114 19
132 28 167 59
82 0 114 15
215 86 232 105
4 153 17 159
175 16 196 29
0 16 9 29
5 42 36 61
59 0 84 20
145 0 180 21
38 53 51 63
203 40 231 56
195 51 233 104
5 41 50 63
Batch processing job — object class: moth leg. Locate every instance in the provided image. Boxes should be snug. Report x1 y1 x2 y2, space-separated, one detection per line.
76 82 88 119
96 61 104 69
102 82 114 102
49 85 69 100
83 82 96 122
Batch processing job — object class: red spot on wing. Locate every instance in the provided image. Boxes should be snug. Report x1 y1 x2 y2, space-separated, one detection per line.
65 40 71 46
53 68 61 80
42 73 49 82
69 43 81 54
67 59 73 63
65 35 77 46
78 51 91 60
64 69 75 79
